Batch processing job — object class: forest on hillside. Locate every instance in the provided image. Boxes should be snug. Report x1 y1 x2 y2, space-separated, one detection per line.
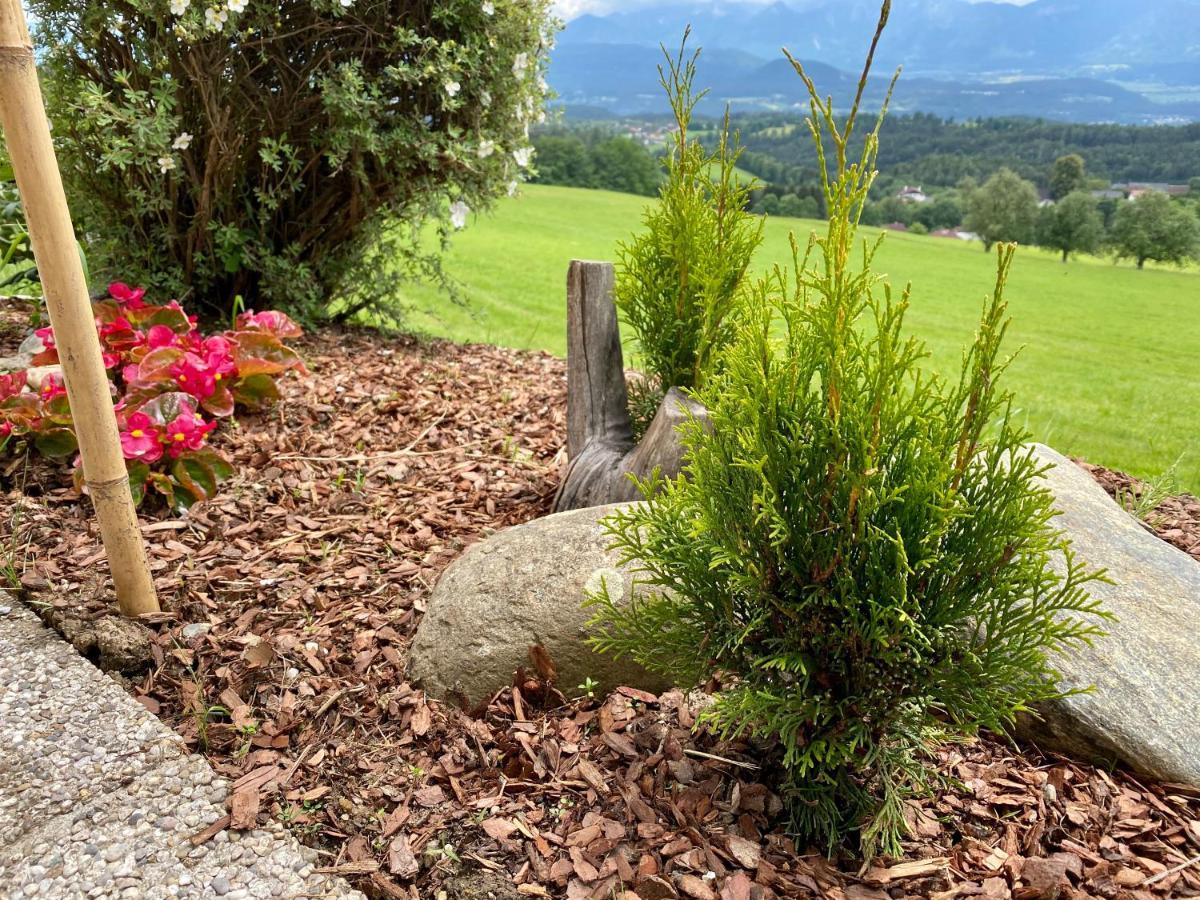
731 113 1200 193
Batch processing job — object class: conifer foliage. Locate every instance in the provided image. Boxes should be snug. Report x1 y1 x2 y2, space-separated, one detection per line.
587 2 1108 856
614 35 764 404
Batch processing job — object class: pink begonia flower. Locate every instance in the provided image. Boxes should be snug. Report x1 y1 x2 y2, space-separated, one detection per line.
170 352 217 400
146 324 179 349
109 282 147 309
202 336 237 382
39 373 66 401
236 310 302 338
120 412 163 463
35 325 55 350
163 411 216 458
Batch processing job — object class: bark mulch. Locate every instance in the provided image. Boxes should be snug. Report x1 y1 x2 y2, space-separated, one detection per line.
2 316 1200 900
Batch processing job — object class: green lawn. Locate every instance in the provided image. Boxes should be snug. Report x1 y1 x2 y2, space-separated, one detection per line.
399 184 1200 491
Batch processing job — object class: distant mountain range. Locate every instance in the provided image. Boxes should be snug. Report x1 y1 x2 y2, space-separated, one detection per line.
548 0 1200 124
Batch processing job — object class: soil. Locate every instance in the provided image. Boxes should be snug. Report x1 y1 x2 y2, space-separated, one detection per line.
2 307 1199 900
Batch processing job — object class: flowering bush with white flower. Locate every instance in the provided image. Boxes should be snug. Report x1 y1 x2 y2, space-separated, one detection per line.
32 0 554 323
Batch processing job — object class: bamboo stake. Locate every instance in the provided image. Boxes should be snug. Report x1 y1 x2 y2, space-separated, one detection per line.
0 1 159 615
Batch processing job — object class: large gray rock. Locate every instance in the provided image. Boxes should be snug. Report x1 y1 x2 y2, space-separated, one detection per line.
1020 444 1200 786
409 504 669 707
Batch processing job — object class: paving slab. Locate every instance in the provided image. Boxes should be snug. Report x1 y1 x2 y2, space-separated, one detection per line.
0 596 364 900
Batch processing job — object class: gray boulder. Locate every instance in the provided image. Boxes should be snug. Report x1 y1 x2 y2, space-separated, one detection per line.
1020 444 1200 786
409 504 669 707
411 444 1200 788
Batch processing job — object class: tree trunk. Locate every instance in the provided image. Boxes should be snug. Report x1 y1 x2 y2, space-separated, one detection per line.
553 260 709 513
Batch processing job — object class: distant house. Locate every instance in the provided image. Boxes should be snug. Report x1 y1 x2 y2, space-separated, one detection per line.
1111 182 1192 200
884 222 909 232
896 185 928 203
931 228 960 239
1091 189 1125 201
1037 198 1056 208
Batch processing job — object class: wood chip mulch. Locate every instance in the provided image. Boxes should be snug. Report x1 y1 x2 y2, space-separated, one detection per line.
2 311 1200 899
1077 461 1200 564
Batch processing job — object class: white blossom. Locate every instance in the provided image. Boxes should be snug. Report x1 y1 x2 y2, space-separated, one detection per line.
340 0 354 7
477 140 495 159
482 1 495 14
449 200 470 229
512 52 528 76
512 147 532 168
172 132 193 151
444 81 461 98
480 90 492 108
204 6 228 29
158 156 176 174
170 0 190 14
227 0 247 12
506 180 520 197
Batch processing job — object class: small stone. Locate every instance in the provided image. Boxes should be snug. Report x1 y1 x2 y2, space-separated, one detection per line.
181 623 212 641
211 876 233 895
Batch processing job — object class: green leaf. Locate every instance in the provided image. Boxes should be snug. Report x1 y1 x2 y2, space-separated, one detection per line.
229 332 305 378
147 472 177 508
201 381 235 418
126 460 150 506
34 427 78 458
230 373 280 409
172 449 232 503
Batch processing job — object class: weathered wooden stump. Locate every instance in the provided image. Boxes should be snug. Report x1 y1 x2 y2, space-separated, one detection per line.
553 260 709 513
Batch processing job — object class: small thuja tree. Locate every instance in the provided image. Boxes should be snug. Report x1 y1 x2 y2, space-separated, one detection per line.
30 0 554 321
615 35 764 429
588 3 1107 856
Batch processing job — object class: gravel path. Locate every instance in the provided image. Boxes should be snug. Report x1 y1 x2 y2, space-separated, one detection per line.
0 595 364 900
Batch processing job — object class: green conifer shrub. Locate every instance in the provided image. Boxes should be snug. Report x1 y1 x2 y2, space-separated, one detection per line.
614 36 764 425
587 3 1108 857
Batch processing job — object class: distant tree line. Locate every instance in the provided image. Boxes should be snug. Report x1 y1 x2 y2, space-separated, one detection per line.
961 157 1200 267
734 112 1200 191
532 121 1199 269
531 127 660 196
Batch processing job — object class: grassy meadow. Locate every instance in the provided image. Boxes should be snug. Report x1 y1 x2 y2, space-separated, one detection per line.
399 184 1200 491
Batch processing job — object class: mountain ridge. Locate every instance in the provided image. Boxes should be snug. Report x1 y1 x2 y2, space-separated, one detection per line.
548 0 1200 123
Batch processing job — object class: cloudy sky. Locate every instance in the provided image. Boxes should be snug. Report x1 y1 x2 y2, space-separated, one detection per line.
551 0 1035 19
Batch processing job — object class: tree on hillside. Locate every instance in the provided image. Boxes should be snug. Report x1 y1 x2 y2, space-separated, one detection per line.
1049 154 1088 201
778 193 819 218
1109 193 1200 269
965 168 1040 251
590 138 661 197
533 135 594 188
1036 191 1104 262
914 194 964 230
756 193 781 216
